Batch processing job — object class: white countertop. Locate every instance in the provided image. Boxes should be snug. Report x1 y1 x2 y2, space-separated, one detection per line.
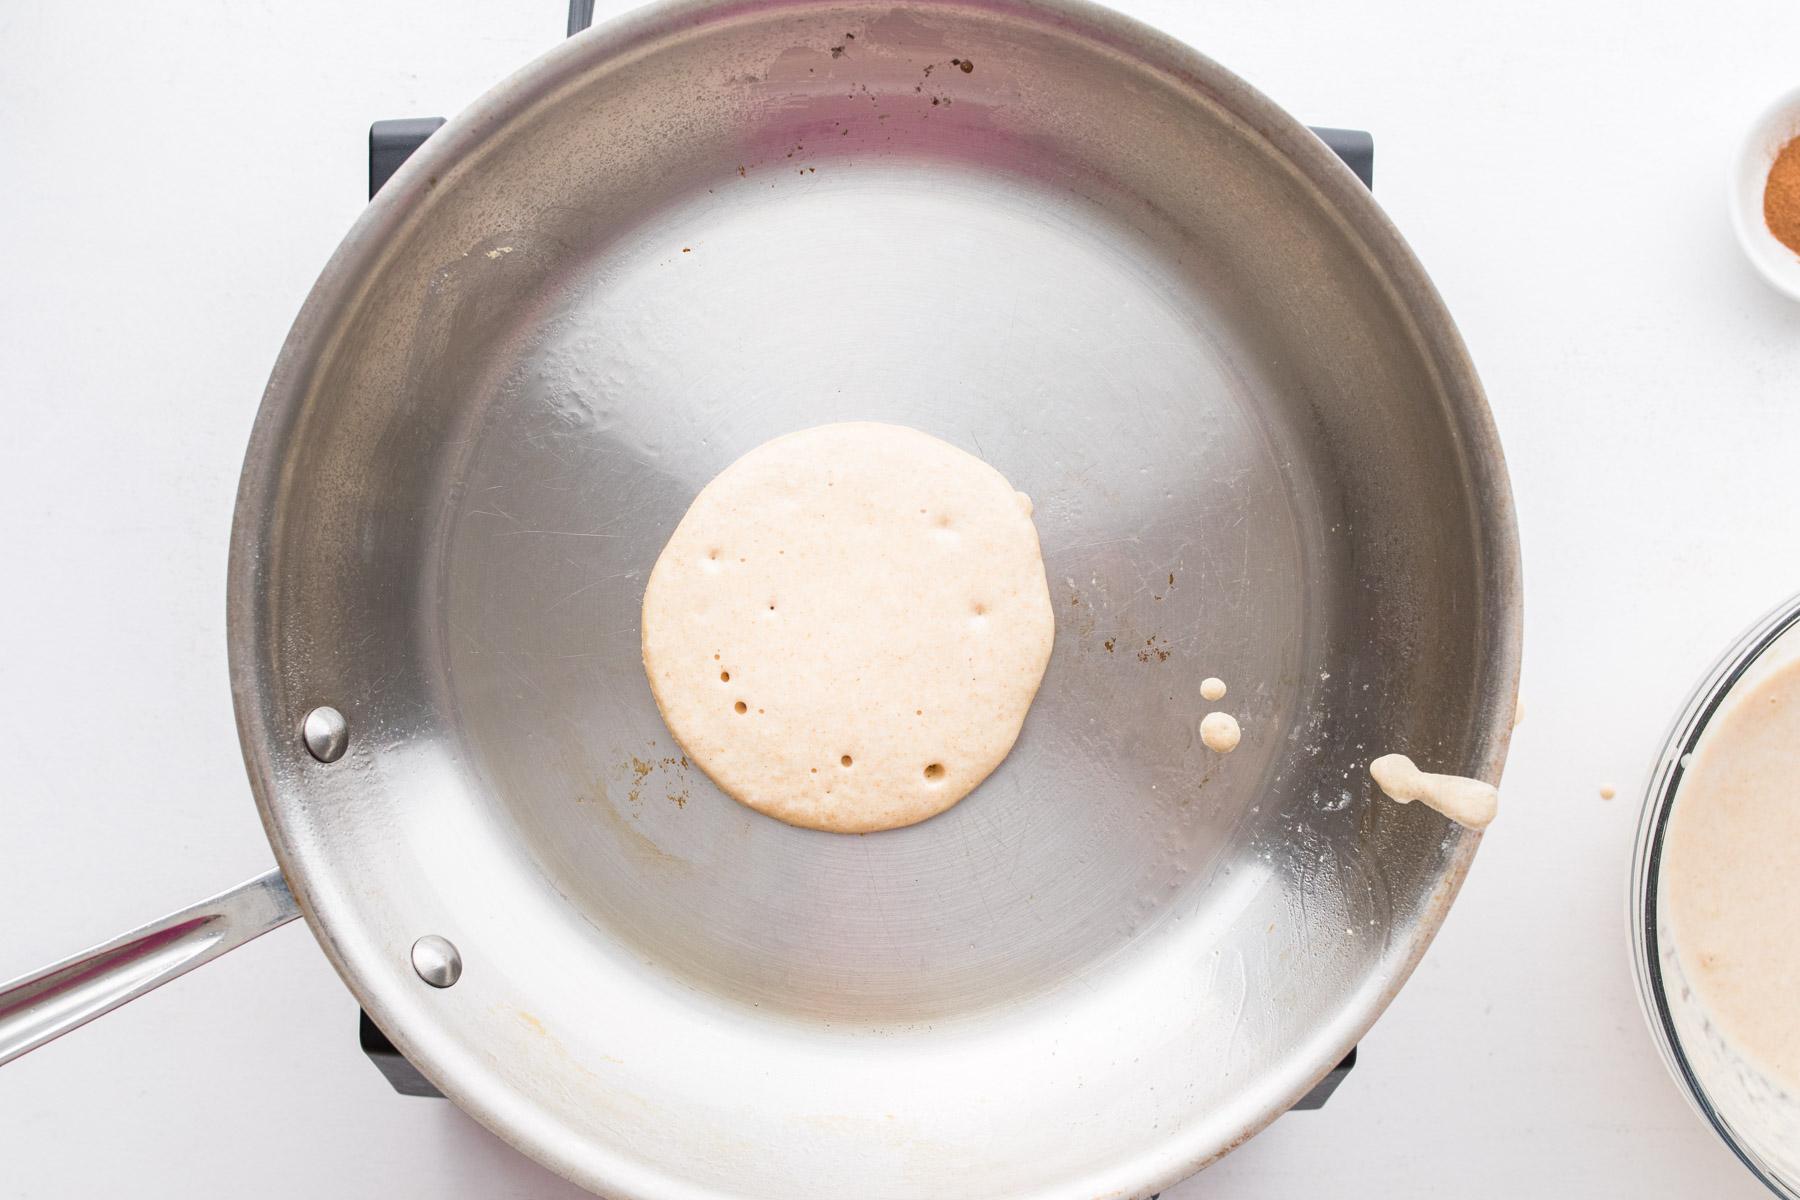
2 1 1796 1196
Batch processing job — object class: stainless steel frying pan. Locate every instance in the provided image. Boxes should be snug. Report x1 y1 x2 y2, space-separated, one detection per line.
0 1 1521 1195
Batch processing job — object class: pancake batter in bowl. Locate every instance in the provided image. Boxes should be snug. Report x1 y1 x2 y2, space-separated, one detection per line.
1662 654 1800 1091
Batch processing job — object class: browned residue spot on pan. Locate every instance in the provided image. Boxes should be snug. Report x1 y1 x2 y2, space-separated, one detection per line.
563 740 689 870
1136 636 1171 664
1065 583 1099 646
580 752 692 870
591 782 688 868
659 755 690 808
627 755 654 803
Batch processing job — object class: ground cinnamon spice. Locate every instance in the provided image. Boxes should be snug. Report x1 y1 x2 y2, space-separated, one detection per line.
1765 135 1800 255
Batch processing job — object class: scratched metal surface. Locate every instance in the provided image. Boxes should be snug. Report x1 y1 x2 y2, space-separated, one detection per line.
228 1 1520 1197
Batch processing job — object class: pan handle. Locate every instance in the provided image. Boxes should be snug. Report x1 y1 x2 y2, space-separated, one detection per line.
0 869 299 1067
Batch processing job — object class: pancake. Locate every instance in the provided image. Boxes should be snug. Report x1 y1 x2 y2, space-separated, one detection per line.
640 422 1054 833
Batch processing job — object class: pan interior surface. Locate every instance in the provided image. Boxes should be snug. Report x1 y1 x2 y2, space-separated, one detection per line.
231 2 1518 1197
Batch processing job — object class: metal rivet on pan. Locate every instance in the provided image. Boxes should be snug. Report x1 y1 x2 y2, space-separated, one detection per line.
302 705 350 763
411 935 463 988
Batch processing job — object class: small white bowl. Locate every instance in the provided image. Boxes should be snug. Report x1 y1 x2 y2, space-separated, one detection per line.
1731 84 1800 300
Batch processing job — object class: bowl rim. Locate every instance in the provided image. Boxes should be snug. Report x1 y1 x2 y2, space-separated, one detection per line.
1630 589 1800 1199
